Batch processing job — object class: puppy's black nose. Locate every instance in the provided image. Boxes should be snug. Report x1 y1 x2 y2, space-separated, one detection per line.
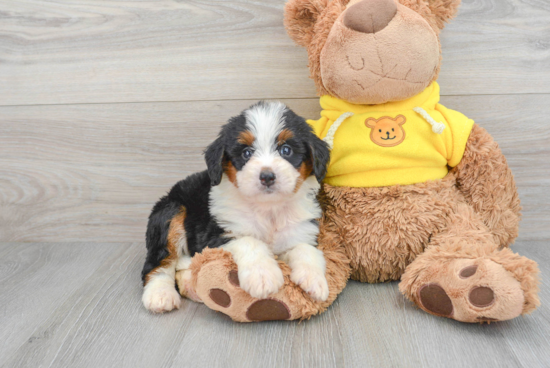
260 170 276 187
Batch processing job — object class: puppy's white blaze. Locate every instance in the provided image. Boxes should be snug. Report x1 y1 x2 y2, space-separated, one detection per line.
240 102 303 200
245 101 287 156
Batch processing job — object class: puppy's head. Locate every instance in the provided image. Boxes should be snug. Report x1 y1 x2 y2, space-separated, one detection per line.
204 101 330 201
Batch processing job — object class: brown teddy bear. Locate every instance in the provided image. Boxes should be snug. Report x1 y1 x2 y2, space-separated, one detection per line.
175 0 540 323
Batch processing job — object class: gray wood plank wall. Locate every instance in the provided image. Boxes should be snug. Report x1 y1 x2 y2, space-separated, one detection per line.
1 95 549 242
1 0 549 242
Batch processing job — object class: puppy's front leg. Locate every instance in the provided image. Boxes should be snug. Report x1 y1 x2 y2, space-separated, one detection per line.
280 244 328 302
142 262 181 313
223 237 284 299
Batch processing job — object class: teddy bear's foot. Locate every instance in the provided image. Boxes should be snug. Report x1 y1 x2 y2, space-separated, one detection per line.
175 252 296 321
193 260 294 322
175 247 349 322
400 245 540 323
414 258 524 322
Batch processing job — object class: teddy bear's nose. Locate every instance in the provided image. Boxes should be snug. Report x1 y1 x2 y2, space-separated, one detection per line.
343 0 398 34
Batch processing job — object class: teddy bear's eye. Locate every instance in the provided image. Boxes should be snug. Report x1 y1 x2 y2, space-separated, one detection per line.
379 129 382 133
392 128 395 132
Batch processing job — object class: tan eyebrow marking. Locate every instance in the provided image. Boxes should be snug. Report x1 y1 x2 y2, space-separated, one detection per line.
277 129 294 145
238 130 255 146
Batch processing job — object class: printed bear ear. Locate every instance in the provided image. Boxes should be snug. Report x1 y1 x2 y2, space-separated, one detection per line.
425 0 462 29
395 115 407 126
365 117 378 128
284 0 329 47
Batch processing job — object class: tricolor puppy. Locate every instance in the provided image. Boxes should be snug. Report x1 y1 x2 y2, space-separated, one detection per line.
141 101 331 313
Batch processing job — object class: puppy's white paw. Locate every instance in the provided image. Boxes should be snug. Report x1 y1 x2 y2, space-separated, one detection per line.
142 284 181 313
239 258 284 299
291 267 329 302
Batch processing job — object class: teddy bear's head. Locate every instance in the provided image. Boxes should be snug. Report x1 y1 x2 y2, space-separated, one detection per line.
284 0 461 104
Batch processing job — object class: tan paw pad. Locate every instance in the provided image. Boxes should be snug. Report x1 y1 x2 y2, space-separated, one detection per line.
209 288 231 308
228 270 240 287
469 286 495 308
459 265 478 279
418 284 453 317
246 299 291 321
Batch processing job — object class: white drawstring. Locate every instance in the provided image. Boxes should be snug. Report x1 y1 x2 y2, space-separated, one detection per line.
323 108 443 149
322 112 354 149
413 107 445 134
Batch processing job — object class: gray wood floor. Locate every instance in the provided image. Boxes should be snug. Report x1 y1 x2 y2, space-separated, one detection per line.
1 0 549 367
0 241 548 368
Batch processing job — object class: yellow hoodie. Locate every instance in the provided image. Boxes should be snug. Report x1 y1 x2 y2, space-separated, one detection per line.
308 83 474 188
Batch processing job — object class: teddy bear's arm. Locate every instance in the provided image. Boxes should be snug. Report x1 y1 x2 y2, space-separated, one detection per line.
450 124 521 247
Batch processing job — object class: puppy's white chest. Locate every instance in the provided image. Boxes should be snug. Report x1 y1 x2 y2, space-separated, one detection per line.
237 205 293 245
210 177 321 254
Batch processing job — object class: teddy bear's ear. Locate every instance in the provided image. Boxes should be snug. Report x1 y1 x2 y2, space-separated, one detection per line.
284 0 329 47
425 0 462 29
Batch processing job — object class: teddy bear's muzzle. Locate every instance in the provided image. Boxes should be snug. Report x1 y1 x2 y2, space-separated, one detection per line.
319 0 441 105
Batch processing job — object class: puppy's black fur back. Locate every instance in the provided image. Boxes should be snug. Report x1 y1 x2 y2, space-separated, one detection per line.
142 171 229 284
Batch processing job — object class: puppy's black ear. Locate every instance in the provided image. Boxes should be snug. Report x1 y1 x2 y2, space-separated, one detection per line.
204 136 225 186
308 135 330 183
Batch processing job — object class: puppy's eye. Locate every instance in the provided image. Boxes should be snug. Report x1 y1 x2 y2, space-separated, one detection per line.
242 148 253 160
279 144 292 157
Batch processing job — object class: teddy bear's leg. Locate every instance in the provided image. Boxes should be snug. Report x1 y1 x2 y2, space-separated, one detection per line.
451 124 522 247
399 203 540 323
174 215 351 322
